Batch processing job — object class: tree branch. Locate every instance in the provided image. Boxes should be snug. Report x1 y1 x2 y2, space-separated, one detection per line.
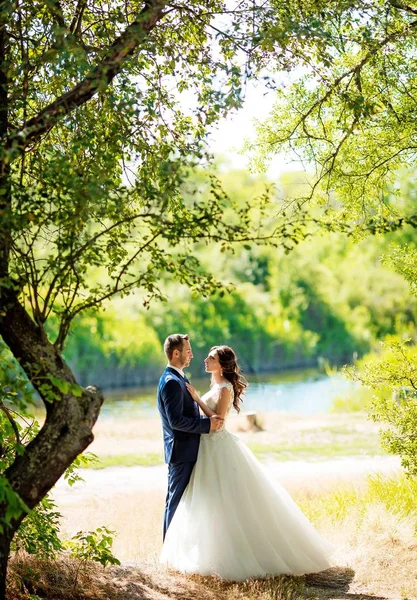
6 0 169 157
0 402 20 448
389 0 417 16
44 0 67 30
266 17 417 151
69 0 87 35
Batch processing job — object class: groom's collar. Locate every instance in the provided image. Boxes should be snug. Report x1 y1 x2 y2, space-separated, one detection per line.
166 364 185 378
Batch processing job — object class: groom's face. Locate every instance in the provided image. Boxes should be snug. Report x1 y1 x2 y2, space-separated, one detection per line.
178 340 193 368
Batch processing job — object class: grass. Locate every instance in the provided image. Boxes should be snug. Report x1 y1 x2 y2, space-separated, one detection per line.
83 432 386 469
9 473 417 600
82 433 385 469
88 452 164 468
81 412 387 469
7 554 311 600
248 436 385 461
298 473 417 523
17 411 412 599
85 413 384 468
330 386 382 413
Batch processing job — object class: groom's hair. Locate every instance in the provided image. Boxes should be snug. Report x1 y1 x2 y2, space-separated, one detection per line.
164 333 189 359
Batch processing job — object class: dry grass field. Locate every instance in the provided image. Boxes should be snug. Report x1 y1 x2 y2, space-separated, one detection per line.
7 411 417 600
10 479 417 600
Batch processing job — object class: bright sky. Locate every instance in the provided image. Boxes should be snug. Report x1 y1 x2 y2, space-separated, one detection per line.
122 79 304 188
206 81 302 181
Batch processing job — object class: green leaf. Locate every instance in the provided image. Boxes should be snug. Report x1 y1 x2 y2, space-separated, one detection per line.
48 375 70 395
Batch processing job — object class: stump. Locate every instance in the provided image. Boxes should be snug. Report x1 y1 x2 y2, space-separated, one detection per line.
235 410 263 432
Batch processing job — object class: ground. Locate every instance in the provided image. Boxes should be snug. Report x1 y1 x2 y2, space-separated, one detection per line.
32 410 414 600
8 411 415 600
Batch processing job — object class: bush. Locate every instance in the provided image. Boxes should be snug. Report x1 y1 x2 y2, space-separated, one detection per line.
344 338 417 476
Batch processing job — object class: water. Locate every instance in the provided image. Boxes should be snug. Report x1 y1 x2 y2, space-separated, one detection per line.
101 369 356 419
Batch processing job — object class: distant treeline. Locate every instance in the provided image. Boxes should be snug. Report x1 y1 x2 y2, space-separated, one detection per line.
2 168 415 393
61 209 416 390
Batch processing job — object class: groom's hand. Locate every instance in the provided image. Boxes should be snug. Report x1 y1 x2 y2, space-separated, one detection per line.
209 416 224 431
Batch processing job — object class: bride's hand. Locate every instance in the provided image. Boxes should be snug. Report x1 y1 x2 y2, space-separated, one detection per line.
186 383 201 402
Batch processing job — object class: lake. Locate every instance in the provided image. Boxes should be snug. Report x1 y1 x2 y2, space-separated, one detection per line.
102 368 357 419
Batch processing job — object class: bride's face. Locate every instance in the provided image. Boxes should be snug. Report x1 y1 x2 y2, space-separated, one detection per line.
204 351 221 374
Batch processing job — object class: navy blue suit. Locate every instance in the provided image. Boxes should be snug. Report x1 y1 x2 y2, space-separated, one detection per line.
157 366 210 538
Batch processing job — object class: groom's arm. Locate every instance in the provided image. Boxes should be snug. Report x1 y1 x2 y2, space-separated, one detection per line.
163 379 211 434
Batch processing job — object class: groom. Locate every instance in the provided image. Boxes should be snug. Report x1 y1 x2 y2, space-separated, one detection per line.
157 333 223 539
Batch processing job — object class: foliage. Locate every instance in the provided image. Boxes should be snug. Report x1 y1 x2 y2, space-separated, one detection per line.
0 477 28 536
9 456 119 565
50 167 417 386
383 242 417 297
2 0 312 355
0 350 117 566
2 0 417 586
250 1 417 226
12 497 64 559
64 527 121 568
150 285 318 373
345 338 417 476
62 308 165 385
0 346 37 534
0 3 327 579
330 386 374 413
246 1 417 481
0 2 311 587
63 453 99 487
13 498 120 570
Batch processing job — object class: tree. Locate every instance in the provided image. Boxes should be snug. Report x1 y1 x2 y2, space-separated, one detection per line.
0 1 326 595
250 0 417 229
249 0 417 485
7 1 417 593
345 338 417 477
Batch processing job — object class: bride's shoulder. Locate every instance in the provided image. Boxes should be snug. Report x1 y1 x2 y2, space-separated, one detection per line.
218 380 233 391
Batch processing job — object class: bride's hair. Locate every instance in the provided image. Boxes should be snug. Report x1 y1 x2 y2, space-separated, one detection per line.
210 345 247 413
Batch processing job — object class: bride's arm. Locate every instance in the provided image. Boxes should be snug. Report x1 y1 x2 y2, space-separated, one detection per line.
214 387 231 419
186 384 230 419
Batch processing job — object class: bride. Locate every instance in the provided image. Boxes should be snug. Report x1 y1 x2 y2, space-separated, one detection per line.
160 345 334 580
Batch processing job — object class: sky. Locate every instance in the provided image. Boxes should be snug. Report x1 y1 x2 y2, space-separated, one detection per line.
206 81 303 181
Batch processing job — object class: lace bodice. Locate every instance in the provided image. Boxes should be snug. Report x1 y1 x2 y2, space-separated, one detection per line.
202 381 234 412
201 381 234 439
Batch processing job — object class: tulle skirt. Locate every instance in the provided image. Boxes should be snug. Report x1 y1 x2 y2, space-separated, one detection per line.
160 429 334 580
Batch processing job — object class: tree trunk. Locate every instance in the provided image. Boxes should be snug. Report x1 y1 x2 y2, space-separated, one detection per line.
0 2 169 594
0 530 11 600
0 289 104 596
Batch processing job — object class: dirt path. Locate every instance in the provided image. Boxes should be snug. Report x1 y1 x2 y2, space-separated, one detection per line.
11 557 391 600
53 455 401 506
97 563 388 600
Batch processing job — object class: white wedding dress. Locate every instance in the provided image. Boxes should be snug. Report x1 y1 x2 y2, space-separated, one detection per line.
160 381 334 580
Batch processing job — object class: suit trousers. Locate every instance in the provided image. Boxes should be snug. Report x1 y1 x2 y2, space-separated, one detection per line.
163 461 196 540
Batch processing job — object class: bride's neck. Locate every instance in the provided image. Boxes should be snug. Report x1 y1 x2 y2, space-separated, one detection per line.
212 372 225 384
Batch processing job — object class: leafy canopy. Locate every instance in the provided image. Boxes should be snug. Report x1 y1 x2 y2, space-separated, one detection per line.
4 0 330 354
250 0 417 226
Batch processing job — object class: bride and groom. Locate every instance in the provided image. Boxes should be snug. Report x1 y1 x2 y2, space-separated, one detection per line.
157 333 334 580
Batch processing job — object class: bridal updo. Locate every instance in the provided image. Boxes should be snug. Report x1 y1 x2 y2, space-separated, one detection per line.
210 345 247 413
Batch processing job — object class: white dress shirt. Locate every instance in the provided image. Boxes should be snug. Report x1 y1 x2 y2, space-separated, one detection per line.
168 364 185 378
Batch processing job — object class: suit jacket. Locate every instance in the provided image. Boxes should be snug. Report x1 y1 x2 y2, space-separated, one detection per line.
157 366 211 463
